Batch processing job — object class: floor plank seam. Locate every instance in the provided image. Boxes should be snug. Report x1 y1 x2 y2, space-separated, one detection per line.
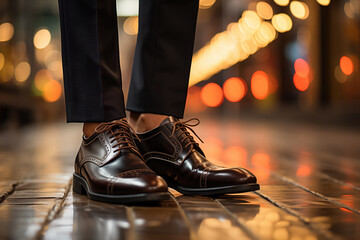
279 153 360 191
272 173 360 215
169 193 198 240
0 181 20 204
316 172 360 191
255 191 337 240
212 198 260 240
32 179 72 240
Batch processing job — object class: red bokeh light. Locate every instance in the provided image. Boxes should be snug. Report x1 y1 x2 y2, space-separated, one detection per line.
340 56 354 76
293 73 310 91
294 58 310 77
200 83 224 107
223 77 247 102
251 71 269 100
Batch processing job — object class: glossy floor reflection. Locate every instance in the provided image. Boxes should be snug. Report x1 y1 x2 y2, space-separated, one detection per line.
0 118 359 240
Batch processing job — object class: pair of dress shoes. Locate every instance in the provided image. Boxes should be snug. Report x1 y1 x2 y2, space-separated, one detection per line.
73 117 259 204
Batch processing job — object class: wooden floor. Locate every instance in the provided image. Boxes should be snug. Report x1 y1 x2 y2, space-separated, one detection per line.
0 117 359 240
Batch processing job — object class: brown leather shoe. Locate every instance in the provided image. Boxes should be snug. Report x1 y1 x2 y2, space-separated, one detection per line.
73 119 169 203
134 117 260 196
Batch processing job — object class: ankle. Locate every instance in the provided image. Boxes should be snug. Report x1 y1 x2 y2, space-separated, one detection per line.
83 122 101 138
83 118 126 138
128 112 168 133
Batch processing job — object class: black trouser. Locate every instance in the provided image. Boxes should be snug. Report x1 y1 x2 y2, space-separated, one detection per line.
58 0 199 122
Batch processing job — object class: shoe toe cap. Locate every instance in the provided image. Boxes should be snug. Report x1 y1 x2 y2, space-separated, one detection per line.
110 174 168 195
206 167 257 187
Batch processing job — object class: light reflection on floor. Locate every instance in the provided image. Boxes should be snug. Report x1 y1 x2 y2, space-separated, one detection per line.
0 117 359 239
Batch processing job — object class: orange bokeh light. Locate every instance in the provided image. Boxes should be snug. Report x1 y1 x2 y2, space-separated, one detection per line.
223 77 247 102
34 69 52 91
200 83 224 107
293 73 310 91
186 86 207 112
43 79 62 102
251 71 269 100
223 146 247 166
340 56 354 76
294 58 310 77
251 152 270 168
296 164 312 177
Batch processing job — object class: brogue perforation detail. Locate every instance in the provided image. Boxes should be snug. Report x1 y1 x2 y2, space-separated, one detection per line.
99 134 111 154
200 167 212 188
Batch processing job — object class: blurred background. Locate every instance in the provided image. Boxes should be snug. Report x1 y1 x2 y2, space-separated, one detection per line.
0 0 359 129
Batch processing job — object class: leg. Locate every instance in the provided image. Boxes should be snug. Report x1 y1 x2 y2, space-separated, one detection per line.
58 0 125 123
126 1 259 195
127 0 199 119
58 0 168 203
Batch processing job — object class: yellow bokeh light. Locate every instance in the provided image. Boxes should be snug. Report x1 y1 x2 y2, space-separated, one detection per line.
33 29 51 49
0 62 14 83
274 0 290 6
0 53 4 71
123 16 138 35
0 23 14 42
290 1 309 20
271 13 293 33
242 10 261 31
316 0 331 6
189 4 286 86
14 62 31 83
199 0 216 9
256 2 273 20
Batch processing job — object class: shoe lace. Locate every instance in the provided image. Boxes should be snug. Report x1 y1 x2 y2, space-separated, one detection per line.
95 119 141 154
170 118 204 148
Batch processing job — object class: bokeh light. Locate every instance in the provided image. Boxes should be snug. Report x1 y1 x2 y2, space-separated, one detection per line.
0 62 14 83
0 53 4 71
251 71 269 100
0 22 14 42
294 58 310 77
251 152 271 168
316 0 331 6
14 62 31 83
190 7 279 86
271 14 293 33
273 0 290 6
256 2 273 20
293 73 310 91
33 29 51 49
243 11 261 31
223 146 247 166
123 16 138 35
201 83 224 107
34 69 53 91
186 86 207 112
340 56 354 76
290 1 310 20
223 77 247 102
199 0 216 9
43 79 62 102
334 65 347 83
296 164 312 177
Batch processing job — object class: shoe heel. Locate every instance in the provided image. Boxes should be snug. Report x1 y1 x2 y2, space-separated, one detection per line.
73 174 87 195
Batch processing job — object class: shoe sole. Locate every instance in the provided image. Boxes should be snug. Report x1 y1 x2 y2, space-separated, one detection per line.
73 173 169 204
164 178 260 196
